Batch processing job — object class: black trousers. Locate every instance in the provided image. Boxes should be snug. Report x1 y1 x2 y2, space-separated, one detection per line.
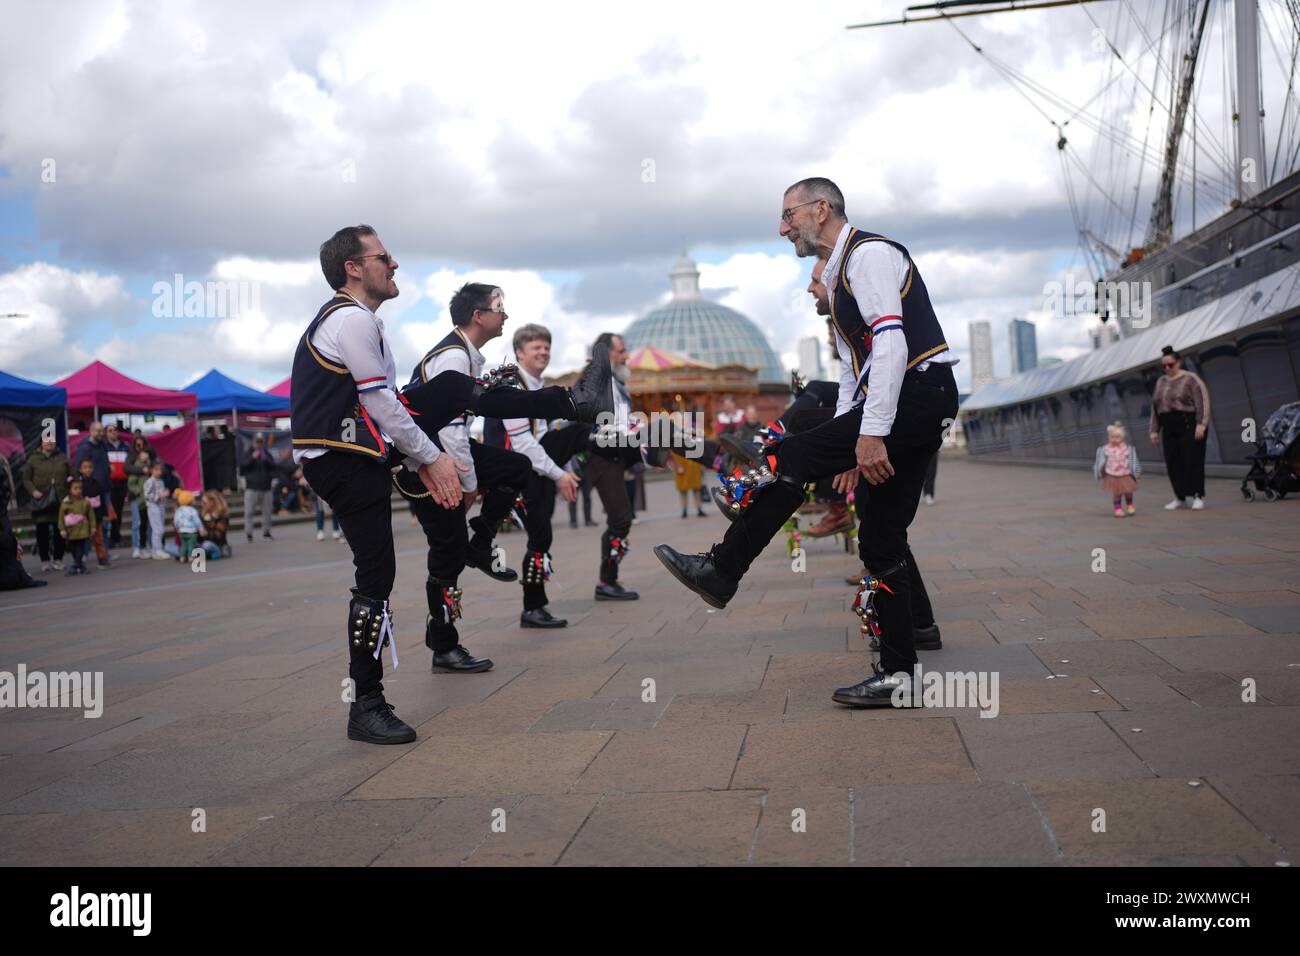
923 450 939 498
414 441 532 582
519 424 593 609
786 407 840 501
34 516 66 562
302 372 579 698
109 481 127 546
1159 411 1206 499
714 364 958 673
585 453 632 582
780 380 838 426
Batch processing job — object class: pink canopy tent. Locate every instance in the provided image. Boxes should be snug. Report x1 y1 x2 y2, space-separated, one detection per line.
55 360 198 422
267 376 291 399
55 360 202 490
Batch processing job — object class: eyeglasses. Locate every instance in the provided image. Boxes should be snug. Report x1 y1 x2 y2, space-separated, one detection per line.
781 198 824 224
1161 360 1177 368
351 252 394 267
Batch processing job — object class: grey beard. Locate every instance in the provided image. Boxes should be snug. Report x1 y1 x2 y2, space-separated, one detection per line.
794 234 819 258
613 363 631 383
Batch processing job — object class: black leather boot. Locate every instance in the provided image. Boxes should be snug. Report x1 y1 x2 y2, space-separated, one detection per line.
596 532 638 600
567 341 614 423
424 577 492 672
521 551 567 627
344 592 412 743
465 515 517 582
652 543 738 609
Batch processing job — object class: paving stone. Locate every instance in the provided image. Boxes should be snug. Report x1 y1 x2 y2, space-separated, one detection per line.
956 712 1152 782
750 787 851 865
1098 707 1300 776
850 782 1060 865
1028 640 1180 676
732 719 974 789
210 798 437 866
596 656 769 697
558 791 763 865
1206 775 1300 857
658 690 788 727
572 725 745 793
1027 778 1277 862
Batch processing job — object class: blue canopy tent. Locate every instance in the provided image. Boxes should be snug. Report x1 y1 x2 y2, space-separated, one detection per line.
184 369 290 425
0 368 68 451
0 371 68 506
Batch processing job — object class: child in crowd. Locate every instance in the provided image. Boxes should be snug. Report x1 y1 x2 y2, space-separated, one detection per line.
143 461 171 559
58 478 96 575
1094 421 1141 517
173 489 202 561
125 446 154 558
75 457 112 568
200 489 231 557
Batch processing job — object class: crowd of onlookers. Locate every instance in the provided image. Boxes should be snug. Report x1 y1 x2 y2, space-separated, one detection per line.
0 424 347 590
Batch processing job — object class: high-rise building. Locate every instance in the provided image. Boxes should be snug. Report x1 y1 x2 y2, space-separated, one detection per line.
1009 318 1038 374
1089 322 1121 351
796 335 824 381
969 321 994 392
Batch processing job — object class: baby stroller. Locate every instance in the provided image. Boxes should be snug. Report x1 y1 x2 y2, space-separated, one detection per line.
1241 401 1300 501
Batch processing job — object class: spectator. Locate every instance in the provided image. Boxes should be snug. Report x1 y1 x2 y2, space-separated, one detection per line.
73 423 113 545
58 478 96 575
240 434 276 541
143 460 171 560
124 437 155 558
173 490 202 562
274 461 308 515
0 520 46 590
21 438 70 572
1149 345 1212 511
315 491 342 542
74 457 112 568
567 462 596 529
671 450 708 518
201 489 231 557
104 423 131 548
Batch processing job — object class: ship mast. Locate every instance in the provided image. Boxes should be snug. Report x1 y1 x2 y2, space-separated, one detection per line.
1234 0 1266 200
1145 0 1211 249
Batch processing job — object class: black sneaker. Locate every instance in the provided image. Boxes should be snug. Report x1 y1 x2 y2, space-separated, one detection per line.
594 581 639 601
347 692 417 744
465 541 518 582
832 668 911 708
520 607 567 628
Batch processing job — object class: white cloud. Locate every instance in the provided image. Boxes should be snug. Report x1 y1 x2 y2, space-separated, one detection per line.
0 262 130 376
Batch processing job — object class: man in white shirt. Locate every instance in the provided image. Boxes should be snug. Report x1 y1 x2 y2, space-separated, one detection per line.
497 323 594 627
655 178 959 708
400 282 540 674
292 225 613 744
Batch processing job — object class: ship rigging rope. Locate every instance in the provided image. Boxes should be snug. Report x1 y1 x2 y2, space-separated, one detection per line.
941 13 1227 198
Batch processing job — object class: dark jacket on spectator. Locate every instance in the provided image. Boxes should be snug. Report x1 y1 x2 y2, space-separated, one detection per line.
74 438 111 493
240 447 277 491
21 448 71 516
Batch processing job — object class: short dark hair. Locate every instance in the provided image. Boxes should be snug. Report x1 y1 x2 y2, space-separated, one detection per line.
513 323 551 355
594 332 624 351
785 177 846 218
449 283 500 328
319 224 377 290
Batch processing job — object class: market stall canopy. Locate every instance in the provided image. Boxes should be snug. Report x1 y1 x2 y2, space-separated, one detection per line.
54 360 198 420
0 369 67 408
267 376 291 399
184 369 290 414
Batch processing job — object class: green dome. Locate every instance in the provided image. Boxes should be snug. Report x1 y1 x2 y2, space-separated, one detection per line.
621 255 786 384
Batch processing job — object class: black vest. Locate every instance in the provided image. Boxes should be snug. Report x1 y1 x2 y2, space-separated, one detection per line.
830 228 949 385
290 293 388 460
407 327 470 389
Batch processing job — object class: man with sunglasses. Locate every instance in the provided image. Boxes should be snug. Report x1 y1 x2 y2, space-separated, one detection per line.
292 225 614 744
655 178 958 709
393 281 536 675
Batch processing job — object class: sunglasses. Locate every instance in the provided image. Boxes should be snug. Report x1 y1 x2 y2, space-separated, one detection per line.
352 252 394 267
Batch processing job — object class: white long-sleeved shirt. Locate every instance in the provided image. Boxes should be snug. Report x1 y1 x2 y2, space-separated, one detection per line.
502 367 567 482
418 329 484 492
822 223 955 437
293 293 441 466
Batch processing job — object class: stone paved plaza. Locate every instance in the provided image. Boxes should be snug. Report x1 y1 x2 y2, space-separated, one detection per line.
2 456 1298 866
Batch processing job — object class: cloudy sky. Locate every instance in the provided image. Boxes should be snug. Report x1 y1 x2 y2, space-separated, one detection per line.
1 0 1294 395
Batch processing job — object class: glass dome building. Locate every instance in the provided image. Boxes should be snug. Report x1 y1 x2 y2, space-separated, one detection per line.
621 256 787 385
